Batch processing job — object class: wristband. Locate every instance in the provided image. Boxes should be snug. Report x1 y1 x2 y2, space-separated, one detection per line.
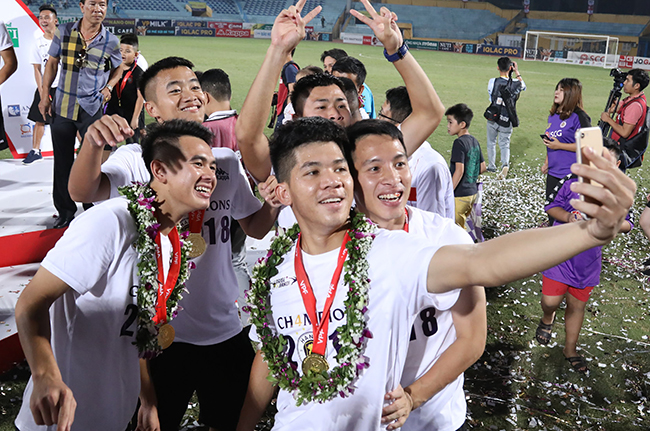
106 84 113 92
384 42 409 63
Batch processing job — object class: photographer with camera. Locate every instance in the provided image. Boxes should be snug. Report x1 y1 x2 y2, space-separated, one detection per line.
485 57 526 179
600 68 649 168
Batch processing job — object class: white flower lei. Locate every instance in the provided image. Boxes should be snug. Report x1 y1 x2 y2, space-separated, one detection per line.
119 183 193 358
245 211 376 405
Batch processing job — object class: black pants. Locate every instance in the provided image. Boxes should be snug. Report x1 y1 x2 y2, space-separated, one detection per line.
545 174 562 226
50 109 101 217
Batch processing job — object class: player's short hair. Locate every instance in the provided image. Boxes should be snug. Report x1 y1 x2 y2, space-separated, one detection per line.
497 56 512 73
120 34 139 50
141 119 214 178
550 78 583 120
331 56 367 88
603 136 622 158
297 65 324 79
344 119 405 176
445 103 474 128
199 68 231 102
627 68 650 92
384 86 412 124
270 117 348 183
337 76 360 113
139 57 195 101
39 4 57 16
320 48 348 63
290 73 346 117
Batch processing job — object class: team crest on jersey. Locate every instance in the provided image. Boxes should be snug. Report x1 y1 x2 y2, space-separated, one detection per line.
560 121 567 128
215 167 229 181
270 276 297 290
297 332 314 362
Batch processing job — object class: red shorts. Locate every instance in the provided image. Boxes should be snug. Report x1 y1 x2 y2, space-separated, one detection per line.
542 275 594 302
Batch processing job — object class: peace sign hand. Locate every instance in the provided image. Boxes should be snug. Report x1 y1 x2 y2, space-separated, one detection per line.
350 0 403 54
271 0 322 53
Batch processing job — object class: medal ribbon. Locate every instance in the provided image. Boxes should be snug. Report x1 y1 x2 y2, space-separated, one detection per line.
153 226 181 325
116 59 137 100
403 208 409 233
188 210 206 234
294 231 350 356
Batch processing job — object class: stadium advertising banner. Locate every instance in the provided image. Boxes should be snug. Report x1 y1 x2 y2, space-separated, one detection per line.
438 41 455 52
2 0 53 158
566 52 618 67
362 35 382 46
209 22 251 38
406 39 438 51
104 18 135 35
175 27 216 37
341 33 364 45
619 55 650 70
477 44 523 58
136 19 175 36
175 20 207 28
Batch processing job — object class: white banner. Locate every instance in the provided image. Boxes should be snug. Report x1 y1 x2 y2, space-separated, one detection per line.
341 32 364 45
1 0 52 158
566 51 617 67
253 29 271 39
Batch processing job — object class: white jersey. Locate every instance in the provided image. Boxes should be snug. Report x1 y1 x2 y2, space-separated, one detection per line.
100 144 262 345
250 228 466 430
31 33 60 88
408 143 455 220
0 21 11 52
15 198 142 431
401 206 473 431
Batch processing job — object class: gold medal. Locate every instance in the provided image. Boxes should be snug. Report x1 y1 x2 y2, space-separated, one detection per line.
157 324 175 349
187 233 206 258
302 353 329 374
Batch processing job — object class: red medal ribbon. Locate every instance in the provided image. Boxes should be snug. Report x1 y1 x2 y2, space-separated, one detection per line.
116 59 137 100
403 208 409 233
153 226 181 325
294 231 350 356
188 210 206 234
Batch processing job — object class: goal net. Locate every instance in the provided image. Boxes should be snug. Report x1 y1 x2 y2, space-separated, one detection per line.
524 31 619 68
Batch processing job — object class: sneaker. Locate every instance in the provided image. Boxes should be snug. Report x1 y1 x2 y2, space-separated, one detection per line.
486 167 497 173
496 165 509 180
23 149 43 165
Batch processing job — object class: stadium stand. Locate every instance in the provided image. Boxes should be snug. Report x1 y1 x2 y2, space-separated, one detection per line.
118 0 179 12
242 0 286 18
347 4 508 41
523 19 645 37
204 0 240 15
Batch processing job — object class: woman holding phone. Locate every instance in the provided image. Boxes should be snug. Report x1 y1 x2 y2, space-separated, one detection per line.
540 78 591 223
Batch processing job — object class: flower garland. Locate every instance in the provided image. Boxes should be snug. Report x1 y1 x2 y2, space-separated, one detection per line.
119 183 193 358
245 211 376 405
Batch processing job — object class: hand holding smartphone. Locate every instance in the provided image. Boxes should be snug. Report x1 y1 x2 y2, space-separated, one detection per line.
575 127 604 204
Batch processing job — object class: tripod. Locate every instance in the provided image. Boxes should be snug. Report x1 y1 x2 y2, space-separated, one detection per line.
598 81 624 137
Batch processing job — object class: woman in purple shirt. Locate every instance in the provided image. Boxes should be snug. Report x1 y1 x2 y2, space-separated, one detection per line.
540 78 591 223
535 140 632 374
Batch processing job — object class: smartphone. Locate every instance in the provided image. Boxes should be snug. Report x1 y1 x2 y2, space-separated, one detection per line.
540 134 549 141
575 127 604 203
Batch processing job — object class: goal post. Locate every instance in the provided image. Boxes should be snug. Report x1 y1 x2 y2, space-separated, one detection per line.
524 31 619 68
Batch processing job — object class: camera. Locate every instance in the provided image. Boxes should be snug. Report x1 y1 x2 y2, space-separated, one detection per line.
610 68 627 87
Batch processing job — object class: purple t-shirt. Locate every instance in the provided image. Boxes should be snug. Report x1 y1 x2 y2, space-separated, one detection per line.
545 108 590 178
542 177 632 289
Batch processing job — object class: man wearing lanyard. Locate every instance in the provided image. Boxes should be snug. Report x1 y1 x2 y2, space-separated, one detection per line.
39 0 121 229
14 120 218 431
344 120 486 431
238 109 633 430
68 57 281 430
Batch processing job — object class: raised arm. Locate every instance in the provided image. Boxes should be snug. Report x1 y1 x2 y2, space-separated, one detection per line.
427 147 635 293
351 0 445 156
68 115 133 203
236 0 321 182
237 201 280 239
15 267 77 430
236 350 276 431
